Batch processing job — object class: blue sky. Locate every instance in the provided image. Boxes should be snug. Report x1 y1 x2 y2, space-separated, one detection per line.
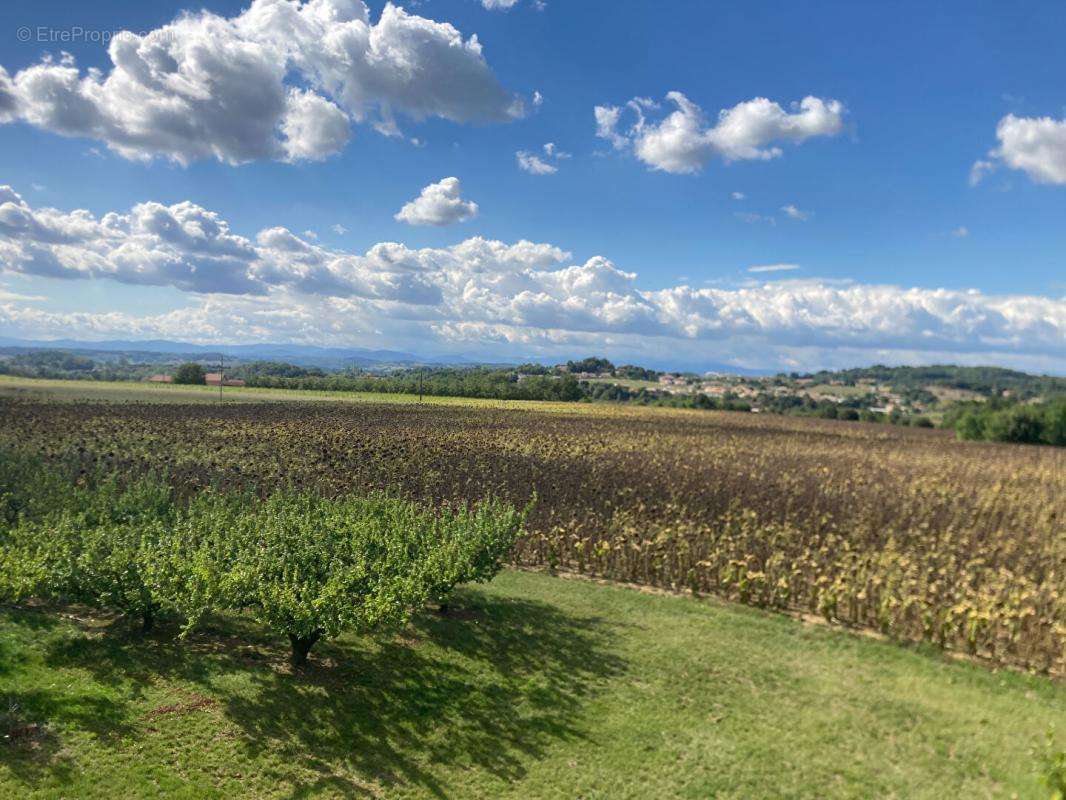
0 0 1063 371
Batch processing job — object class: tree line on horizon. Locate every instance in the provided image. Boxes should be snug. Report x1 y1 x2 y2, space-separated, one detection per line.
2 349 1063 445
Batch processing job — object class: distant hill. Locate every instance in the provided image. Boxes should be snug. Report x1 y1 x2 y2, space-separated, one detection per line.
0 337 771 374
0 337 473 369
0 339 1058 384
796 364 1066 399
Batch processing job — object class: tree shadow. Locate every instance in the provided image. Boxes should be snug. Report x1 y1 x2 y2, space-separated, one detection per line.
0 687 133 786
0 692 66 786
0 602 64 635
0 604 233 789
42 611 272 700
38 587 627 798
220 590 628 797
0 607 138 787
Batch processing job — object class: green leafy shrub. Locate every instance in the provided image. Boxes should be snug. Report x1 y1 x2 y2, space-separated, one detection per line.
166 490 523 667
0 450 81 602
146 488 248 633
5 475 176 631
0 447 527 667
0 449 73 530
420 497 530 613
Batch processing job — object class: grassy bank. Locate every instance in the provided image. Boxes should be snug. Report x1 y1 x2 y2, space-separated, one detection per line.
2 570 1063 799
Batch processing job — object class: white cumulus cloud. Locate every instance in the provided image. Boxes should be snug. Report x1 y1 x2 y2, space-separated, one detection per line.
977 113 1066 185
595 92 845 174
279 89 351 161
1 184 1063 371
0 0 522 165
394 177 479 226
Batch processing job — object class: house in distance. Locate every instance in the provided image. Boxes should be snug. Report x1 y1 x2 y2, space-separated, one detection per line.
205 372 245 387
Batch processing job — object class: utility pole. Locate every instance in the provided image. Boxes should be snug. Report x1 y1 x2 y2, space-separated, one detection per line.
219 352 224 404
418 369 424 404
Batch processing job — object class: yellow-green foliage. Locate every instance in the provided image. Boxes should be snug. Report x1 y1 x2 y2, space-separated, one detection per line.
419 496 530 607
0 448 529 665
2 467 175 629
159 489 526 664
1 397 1063 672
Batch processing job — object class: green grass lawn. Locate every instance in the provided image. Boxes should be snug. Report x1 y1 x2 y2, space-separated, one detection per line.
1 570 1062 799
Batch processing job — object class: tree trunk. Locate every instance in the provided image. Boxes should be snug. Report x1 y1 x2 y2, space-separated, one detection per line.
289 630 322 669
140 605 155 634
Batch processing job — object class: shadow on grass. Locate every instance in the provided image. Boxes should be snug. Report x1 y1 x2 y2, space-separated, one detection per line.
32 586 626 799
0 687 134 786
0 603 64 637
0 607 138 787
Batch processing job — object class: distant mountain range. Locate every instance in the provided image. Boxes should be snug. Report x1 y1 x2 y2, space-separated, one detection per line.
0 336 776 374
0 337 485 369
